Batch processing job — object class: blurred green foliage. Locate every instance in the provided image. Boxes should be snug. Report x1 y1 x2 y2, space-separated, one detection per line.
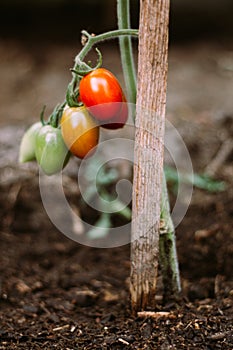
165 165 226 194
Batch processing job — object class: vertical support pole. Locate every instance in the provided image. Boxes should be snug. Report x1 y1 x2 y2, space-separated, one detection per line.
130 0 170 313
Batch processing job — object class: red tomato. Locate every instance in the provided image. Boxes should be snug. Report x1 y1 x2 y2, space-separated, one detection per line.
100 97 128 130
60 106 99 159
79 68 124 121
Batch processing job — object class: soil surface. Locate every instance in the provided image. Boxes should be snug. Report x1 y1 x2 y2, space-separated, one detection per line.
0 38 233 349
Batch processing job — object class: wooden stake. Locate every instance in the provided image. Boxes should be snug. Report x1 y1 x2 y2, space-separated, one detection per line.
130 0 170 313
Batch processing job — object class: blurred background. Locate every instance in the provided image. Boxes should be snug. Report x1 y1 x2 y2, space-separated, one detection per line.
1 0 233 42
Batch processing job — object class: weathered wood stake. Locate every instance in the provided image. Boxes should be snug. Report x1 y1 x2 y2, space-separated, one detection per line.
130 0 170 312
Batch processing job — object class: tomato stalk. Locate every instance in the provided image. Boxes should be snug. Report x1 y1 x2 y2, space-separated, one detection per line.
46 28 138 125
117 0 137 108
160 174 181 299
70 29 138 93
71 29 137 77
117 0 181 301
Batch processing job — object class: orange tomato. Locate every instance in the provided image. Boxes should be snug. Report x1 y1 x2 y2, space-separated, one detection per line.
60 106 99 159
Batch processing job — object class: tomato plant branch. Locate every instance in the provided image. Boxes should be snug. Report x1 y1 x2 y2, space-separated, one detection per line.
117 0 137 107
74 29 138 72
68 29 138 99
66 29 138 109
49 28 139 123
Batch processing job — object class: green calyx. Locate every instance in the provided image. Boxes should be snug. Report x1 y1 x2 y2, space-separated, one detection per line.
71 47 103 77
40 102 67 129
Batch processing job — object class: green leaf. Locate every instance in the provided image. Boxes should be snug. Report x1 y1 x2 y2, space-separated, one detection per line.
191 173 226 192
164 165 226 193
87 212 111 239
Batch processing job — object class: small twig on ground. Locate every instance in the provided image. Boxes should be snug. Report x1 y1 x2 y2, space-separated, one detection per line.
194 223 220 240
208 331 232 341
118 338 130 345
205 138 233 176
137 311 174 319
53 325 70 332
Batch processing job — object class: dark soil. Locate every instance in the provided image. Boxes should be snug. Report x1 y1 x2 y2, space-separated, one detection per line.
0 167 233 349
0 39 233 349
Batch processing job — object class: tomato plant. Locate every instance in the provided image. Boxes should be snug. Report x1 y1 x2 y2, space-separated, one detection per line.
60 106 99 159
19 122 42 163
35 125 70 175
79 68 125 121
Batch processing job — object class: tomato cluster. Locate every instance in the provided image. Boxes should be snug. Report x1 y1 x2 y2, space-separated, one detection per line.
19 68 128 176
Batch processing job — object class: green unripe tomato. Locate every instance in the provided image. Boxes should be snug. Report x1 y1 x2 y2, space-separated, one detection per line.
19 122 42 163
35 125 70 176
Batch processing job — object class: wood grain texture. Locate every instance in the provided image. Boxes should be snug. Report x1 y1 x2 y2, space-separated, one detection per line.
130 0 170 312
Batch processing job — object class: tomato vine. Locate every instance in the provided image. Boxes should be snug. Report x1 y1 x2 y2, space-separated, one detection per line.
52 28 138 122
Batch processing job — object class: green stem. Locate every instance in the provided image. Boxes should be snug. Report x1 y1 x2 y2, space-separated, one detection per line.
160 174 181 300
74 29 138 72
117 0 137 107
